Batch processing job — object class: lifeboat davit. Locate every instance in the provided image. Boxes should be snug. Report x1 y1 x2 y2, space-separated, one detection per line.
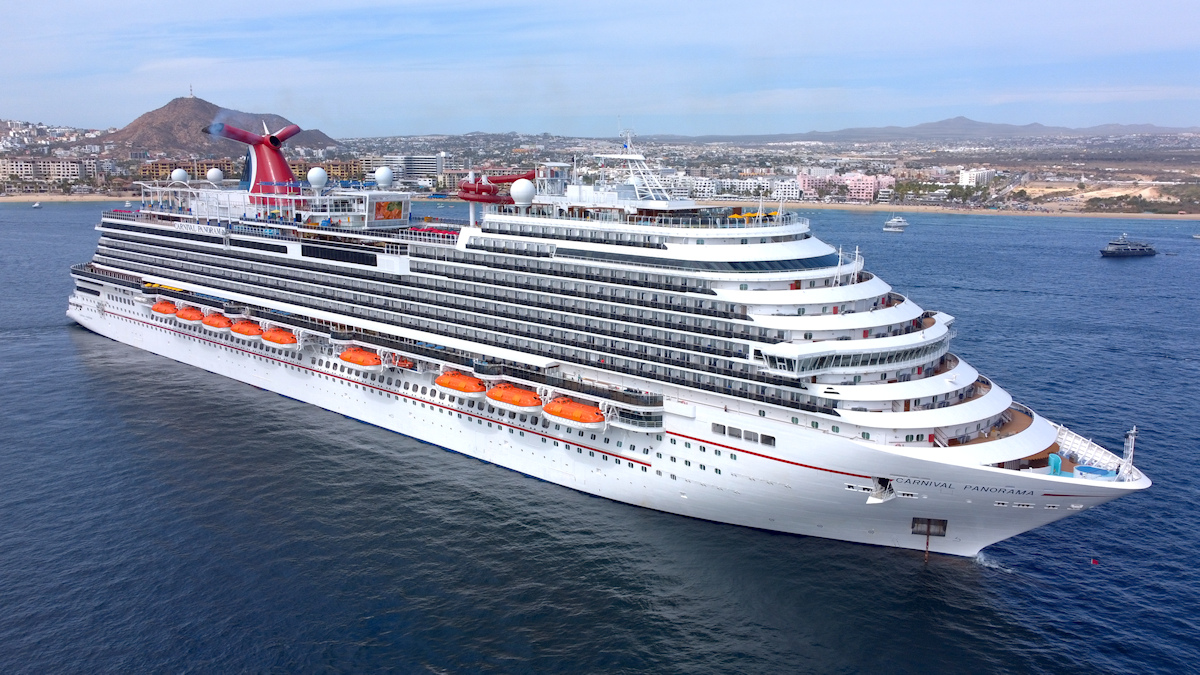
543 397 606 430
151 300 178 316
434 371 487 399
339 346 383 373
201 312 233 332
231 320 263 341
262 327 300 350
175 306 204 324
486 382 543 413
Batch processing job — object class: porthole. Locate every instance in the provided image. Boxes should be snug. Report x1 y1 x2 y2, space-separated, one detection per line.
832 426 840 433
862 432 871 440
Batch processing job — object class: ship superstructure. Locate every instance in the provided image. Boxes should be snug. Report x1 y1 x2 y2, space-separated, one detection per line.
66 126 1150 556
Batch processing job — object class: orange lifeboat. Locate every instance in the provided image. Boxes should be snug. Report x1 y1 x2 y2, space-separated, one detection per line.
486 382 543 413
231 320 263 341
394 357 416 370
201 312 233 332
543 397 606 430
434 371 487 399
151 300 178 316
339 346 383 373
262 327 300 350
175 306 204 324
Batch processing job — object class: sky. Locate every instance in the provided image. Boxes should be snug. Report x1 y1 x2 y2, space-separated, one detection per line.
4 0 1200 138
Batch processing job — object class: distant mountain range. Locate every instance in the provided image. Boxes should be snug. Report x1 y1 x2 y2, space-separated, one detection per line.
102 97 340 156
641 117 1200 144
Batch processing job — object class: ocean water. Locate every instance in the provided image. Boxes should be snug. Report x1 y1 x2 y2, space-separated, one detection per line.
1 200 1198 674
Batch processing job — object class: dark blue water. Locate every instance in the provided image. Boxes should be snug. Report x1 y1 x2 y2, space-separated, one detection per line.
2 201 1198 673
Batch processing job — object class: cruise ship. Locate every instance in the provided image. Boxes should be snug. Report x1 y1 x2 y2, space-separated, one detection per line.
66 123 1151 557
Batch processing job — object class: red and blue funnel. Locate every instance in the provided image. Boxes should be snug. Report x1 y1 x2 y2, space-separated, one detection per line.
203 122 301 201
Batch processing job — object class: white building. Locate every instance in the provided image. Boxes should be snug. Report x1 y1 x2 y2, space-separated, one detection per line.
959 168 996 187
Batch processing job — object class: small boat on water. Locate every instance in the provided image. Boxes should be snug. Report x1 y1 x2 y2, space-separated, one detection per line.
435 371 487 399
31 202 41 209
1101 233 1157 257
883 215 908 232
1192 234 1200 240
486 383 543 413
543 397 606 430
125 201 133 208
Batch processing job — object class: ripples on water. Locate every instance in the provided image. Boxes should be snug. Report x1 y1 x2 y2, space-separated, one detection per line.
1 202 1197 673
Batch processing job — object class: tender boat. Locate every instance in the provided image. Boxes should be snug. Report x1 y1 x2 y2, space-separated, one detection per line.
486 383 543 413
31 202 41 209
338 346 383 373
543 397 606 430
434 371 487 399
1101 233 1157 257
175 306 204 324
201 313 233 332
261 327 300 350
231 320 263 341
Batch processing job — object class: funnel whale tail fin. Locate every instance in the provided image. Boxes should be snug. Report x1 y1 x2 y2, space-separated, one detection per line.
202 122 300 195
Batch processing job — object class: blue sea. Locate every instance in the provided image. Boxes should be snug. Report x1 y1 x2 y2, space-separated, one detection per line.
1 200 1198 673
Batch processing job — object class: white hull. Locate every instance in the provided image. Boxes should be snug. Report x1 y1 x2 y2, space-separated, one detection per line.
67 287 1143 557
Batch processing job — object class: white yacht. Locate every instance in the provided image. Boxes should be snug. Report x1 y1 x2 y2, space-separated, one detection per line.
65 124 1150 557
883 215 908 232
31 202 41 208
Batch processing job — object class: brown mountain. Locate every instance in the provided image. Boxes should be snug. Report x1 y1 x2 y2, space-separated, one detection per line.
103 96 340 157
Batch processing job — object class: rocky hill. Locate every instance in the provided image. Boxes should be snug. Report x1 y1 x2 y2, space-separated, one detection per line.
102 96 340 157
644 117 1200 145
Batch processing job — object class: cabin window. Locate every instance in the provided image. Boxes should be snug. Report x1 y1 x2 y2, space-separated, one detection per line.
739 284 748 291
712 423 725 434
811 421 819 429
715 468 722 475
727 428 741 439
862 432 871 440
744 431 758 442
684 460 691 467
761 435 775 447
906 435 914 442
832 426 840 433
656 453 663 458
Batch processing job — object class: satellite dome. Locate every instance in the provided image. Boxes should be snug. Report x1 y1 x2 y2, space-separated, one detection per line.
510 178 535 206
206 167 224 183
374 166 394 188
170 168 190 182
307 167 329 190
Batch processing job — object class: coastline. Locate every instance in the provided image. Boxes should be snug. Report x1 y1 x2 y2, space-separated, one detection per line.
698 200 1200 220
1 194 134 203
6 192 1196 220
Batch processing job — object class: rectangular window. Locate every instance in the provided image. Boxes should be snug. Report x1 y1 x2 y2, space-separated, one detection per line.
760 435 775 447
743 431 758 442
712 423 725 434
727 428 742 439
911 518 948 537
